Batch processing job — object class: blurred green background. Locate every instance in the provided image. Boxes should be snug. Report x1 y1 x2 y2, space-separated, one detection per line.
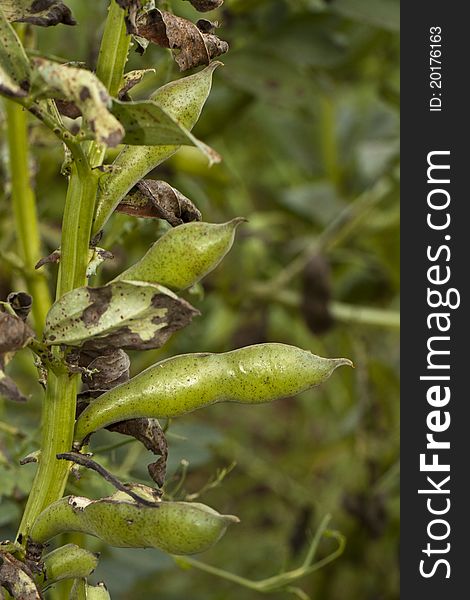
0 0 399 598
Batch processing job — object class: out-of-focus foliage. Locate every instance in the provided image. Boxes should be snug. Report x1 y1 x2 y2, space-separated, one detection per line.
0 0 399 598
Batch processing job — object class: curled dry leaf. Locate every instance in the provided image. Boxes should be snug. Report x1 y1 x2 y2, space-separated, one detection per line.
35 249 61 270
44 281 199 352
136 9 228 71
107 418 168 487
33 59 124 147
183 0 225 11
116 0 144 34
7 292 33 321
117 180 201 226
0 0 76 27
301 255 334 335
0 311 34 354
0 551 42 600
77 348 131 392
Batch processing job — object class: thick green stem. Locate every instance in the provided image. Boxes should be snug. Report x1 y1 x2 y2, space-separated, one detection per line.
5 101 52 332
17 1 130 543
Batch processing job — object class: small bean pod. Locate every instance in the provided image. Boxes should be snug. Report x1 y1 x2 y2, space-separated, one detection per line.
42 544 99 586
75 343 352 444
30 493 239 555
92 63 220 236
113 218 244 290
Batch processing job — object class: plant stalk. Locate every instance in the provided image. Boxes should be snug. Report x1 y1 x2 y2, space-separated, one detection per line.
5 100 52 332
17 0 130 543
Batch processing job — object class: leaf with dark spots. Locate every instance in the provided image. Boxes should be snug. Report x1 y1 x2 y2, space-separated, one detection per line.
183 0 224 11
44 281 199 351
301 255 334 335
0 551 42 600
7 292 32 322
0 0 76 27
0 311 34 354
136 9 228 71
32 59 124 147
117 180 202 226
111 97 221 164
0 370 28 402
118 68 155 100
0 8 31 99
108 418 168 487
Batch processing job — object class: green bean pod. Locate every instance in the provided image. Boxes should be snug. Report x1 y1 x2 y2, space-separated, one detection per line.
113 218 244 290
30 493 239 555
42 544 99 586
75 343 352 443
92 62 221 236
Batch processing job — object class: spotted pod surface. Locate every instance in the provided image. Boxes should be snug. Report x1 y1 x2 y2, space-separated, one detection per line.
75 343 353 443
92 62 221 236
30 493 239 555
113 219 244 290
42 544 99 585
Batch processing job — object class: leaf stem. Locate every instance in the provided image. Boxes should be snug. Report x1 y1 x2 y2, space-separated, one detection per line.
5 100 52 333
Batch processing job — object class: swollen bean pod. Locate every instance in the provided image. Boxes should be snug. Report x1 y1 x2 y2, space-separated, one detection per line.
42 544 99 586
30 493 239 556
75 343 352 444
113 219 244 290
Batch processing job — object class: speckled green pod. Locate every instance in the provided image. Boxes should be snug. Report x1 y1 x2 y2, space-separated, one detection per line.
75 343 352 443
30 492 239 555
42 544 99 586
92 62 221 236
113 218 244 290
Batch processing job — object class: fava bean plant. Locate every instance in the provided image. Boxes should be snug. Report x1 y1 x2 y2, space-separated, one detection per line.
0 1 352 598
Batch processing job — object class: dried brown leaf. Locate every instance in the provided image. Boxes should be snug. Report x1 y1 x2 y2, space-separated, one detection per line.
1 0 76 27
107 418 168 487
0 552 42 600
7 292 32 321
117 180 202 226
136 9 228 71
183 0 224 11
0 312 34 354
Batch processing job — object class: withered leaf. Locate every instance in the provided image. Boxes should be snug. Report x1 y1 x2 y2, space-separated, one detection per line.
117 180 202 226
0 370 27 402
301 255 334 335
107 418 168 487
183 0 224 11
32 59 124 147
0 552 42 600
77 348 130 391
7 292 32 322
0 1 76 27
116 0 144 34
0 311 34 354
136 9 228 71
35 249 61 270
118 68 155 100
44 281 199 352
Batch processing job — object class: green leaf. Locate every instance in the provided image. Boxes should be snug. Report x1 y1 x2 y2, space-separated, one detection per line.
0 0 76 27
111 97 220 163
0 8 31 98
32 59 124 146
43 280 199 351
